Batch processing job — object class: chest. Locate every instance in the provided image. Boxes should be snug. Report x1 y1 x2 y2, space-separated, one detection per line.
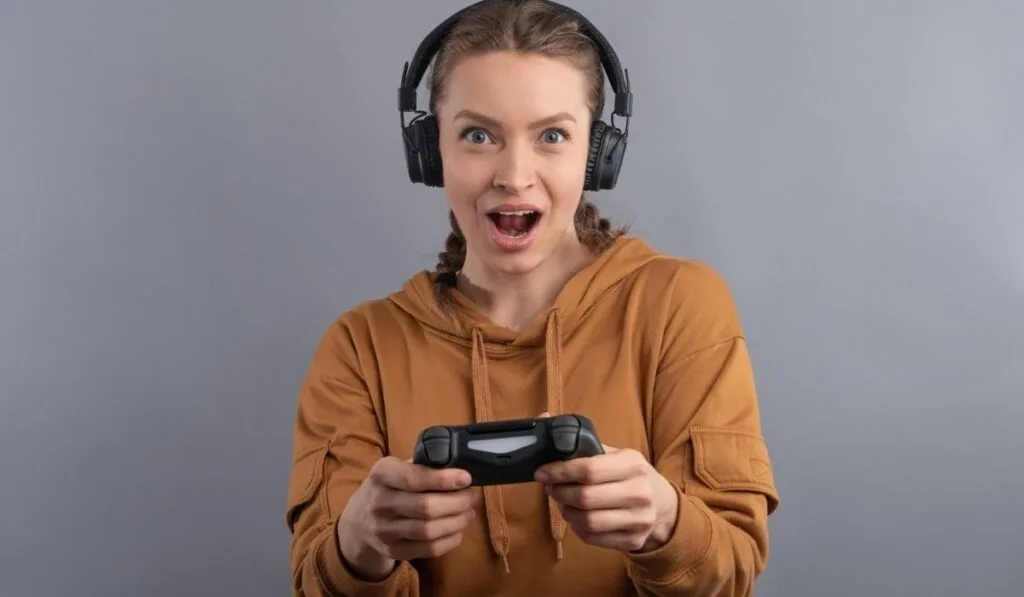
377 328 657 462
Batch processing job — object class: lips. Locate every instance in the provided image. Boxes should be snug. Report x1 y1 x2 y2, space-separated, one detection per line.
484 205 543 251
487 210 541 236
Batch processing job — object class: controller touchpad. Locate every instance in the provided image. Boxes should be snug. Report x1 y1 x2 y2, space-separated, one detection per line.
466 435 537 454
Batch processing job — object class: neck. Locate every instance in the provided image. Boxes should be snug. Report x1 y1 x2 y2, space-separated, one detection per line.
458 236 593 331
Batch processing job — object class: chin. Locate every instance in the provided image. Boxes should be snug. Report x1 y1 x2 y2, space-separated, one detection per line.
482 251 548 276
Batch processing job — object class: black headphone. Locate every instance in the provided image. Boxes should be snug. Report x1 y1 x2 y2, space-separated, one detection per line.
398 0 633 191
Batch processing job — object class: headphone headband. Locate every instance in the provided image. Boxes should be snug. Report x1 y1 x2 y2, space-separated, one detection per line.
398 0 633 119
397 0 633 191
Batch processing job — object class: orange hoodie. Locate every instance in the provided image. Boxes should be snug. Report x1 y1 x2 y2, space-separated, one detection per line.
285 235 780 596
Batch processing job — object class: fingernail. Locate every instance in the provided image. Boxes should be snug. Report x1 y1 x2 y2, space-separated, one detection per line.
535 470 549 483
458 471 472 486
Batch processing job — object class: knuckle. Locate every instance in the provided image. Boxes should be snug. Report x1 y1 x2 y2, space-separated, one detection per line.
402 469 420 491
368 495 392 518
366 489 385 510
633 486 653 507
417 521 438 541
367 519 387 542
415 497 436 519
406 520 428 541
423 538 450 558
423 519 451 541
576 488 596 509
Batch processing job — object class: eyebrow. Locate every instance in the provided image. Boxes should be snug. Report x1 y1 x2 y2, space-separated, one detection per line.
452 109 576 129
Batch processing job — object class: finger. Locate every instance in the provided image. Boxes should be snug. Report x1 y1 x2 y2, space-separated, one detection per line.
537 450 643 485
380 508 476 543
559 504 654 536
388 530 466 561
383 487 478 520
546 479 652 510
372 458 471 492
569 527 649 553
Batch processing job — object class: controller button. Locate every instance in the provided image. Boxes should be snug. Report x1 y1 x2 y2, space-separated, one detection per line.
423 438 451 466
420 427 452 466
551 427 578 455
422 427 450 440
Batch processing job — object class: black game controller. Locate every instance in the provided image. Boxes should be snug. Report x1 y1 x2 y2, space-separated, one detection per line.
412 414 604 486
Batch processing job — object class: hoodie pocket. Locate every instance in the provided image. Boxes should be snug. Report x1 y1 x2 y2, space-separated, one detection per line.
689 427 779 514
286 443 330 533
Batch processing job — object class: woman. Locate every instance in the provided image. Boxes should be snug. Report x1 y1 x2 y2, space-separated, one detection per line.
285 1 780 595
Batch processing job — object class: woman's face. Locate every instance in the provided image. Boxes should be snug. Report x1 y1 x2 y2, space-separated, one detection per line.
436 51 592 279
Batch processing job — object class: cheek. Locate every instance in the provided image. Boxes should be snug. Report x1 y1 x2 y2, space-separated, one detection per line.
543 157 588 216
442 153 491 204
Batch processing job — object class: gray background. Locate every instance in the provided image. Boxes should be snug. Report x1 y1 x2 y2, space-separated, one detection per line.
2 0 1021 595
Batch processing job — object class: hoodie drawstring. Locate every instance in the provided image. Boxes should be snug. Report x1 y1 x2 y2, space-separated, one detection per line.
471 328 511 573
543 311 568 560
469 310 568 572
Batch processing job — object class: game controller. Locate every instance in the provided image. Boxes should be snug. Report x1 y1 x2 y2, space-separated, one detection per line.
412 414 604 486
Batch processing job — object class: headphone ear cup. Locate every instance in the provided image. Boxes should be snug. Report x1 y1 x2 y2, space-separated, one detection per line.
583 120 626 191
403 115 444 187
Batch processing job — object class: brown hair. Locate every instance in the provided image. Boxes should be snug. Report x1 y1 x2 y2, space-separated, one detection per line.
429 0 627 301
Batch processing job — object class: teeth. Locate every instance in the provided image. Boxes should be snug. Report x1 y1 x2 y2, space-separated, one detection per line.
497 210 536 216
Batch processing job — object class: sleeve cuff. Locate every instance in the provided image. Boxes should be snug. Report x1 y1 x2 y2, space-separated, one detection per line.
313 518 410 596
625 484 714 582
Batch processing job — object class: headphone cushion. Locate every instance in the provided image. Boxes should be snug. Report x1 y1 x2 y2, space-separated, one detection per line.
418 115 443 187
584 121 609 192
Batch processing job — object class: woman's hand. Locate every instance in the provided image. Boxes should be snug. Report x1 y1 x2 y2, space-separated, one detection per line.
535 446 679 553
338 457 477 580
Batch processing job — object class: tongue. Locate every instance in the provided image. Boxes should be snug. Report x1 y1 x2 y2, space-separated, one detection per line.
495 213 529 232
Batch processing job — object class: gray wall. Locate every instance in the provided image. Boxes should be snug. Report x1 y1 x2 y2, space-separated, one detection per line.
2 1 1021 595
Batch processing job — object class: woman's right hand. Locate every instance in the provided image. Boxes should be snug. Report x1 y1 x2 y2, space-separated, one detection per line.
337 456 477 580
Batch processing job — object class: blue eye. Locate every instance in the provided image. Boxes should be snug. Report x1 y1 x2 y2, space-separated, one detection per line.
461 128 491 144
542 129 569 144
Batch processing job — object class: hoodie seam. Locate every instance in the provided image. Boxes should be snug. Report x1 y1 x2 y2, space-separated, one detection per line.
658 335 745 375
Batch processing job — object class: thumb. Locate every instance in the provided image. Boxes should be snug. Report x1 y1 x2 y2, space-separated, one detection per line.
539 411 551 418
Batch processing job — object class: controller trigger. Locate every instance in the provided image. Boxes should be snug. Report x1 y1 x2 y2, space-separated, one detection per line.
420 427 452 466
549 415 581 455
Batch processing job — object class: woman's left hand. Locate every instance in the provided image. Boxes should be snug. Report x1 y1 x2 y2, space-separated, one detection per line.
535 445 680 553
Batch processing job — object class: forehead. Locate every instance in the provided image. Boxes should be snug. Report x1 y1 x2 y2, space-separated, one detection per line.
439 51 590 122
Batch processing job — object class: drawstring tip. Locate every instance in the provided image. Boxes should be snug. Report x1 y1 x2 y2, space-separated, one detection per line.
500 553 511 574
555 539 564 560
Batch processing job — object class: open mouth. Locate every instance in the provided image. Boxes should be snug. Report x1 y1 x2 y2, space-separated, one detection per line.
487 210 541 237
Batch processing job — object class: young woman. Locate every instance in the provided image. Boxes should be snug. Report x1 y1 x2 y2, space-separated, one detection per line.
285 1 780 595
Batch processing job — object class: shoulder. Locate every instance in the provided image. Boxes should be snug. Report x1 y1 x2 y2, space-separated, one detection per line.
619 242 746 350
307 279 431 375
639 253 735 301
628 247 740 322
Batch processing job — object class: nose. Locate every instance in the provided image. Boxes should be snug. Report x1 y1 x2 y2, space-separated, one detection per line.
493 141 536 192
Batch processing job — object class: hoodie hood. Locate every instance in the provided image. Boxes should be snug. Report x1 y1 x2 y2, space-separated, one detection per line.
386 235 669 572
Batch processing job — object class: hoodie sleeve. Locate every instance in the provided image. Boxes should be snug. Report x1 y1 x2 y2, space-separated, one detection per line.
625 262 780 597
286 313 420 597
